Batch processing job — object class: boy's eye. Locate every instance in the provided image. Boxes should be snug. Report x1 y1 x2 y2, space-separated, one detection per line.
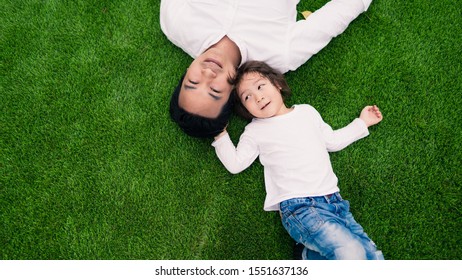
257 84 265 90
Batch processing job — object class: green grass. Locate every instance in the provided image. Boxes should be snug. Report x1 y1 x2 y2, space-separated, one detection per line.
1 0 460 260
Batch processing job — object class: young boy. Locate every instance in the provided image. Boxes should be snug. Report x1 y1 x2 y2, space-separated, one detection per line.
212 61 384 260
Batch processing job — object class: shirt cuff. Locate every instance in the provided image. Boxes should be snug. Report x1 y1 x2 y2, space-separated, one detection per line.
362 0 373 11
354 118 370 137
211 132 231 147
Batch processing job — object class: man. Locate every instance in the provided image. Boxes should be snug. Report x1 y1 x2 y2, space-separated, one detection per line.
161 0 373 138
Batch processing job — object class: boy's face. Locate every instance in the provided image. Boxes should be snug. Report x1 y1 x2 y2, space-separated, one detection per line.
178 48 236 119
237 72 288 119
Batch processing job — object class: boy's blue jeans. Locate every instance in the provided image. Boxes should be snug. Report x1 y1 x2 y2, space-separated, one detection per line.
280 192 384 260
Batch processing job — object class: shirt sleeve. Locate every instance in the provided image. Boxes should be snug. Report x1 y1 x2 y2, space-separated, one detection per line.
309 0 372 35
211 131 260 174
286 0 373 71
309 107 370 152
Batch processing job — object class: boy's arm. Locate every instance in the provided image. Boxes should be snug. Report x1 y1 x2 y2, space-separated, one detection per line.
359 105 383 127
212 130 259 174
314 105 382 152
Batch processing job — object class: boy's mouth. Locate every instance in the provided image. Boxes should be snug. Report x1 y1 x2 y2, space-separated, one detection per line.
261 102 270 110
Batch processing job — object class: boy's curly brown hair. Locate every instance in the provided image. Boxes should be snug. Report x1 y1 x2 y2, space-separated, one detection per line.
232 61 291 120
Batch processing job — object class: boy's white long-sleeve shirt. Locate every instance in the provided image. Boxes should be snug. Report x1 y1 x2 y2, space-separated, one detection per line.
160 0 372 73
212 105 369 211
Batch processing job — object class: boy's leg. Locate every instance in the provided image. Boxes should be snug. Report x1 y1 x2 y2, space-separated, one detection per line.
308 218 369 259
281 197 365 259
303 246 327 260
293 242 304 260
280 195 383 260
340 208 385 260
293 242 327 260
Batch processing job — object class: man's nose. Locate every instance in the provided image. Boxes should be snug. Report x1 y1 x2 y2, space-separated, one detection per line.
202 67 217 78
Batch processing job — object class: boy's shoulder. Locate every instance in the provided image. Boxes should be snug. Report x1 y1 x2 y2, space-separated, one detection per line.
292 104 324 121
294 104 318 114
295 104 313 109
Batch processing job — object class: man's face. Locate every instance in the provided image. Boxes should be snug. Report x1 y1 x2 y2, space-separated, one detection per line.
179 48 236 118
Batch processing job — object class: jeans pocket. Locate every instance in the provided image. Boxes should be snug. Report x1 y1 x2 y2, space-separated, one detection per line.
283 206 324 241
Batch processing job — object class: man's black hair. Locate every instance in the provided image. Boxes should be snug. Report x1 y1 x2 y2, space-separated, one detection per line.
169 74 234 138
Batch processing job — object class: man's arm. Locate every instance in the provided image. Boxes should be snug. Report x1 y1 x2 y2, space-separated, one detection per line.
287 0 373 71
307 0 372 36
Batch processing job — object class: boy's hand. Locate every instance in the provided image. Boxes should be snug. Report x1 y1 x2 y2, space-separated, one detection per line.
214 126 228 140
360 105 383 127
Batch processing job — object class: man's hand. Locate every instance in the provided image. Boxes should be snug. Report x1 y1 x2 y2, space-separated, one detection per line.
360 105 383 127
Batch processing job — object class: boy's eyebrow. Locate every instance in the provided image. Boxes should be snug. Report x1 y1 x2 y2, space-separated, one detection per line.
238 77 264 98
239 88 248 98
254 77 264 84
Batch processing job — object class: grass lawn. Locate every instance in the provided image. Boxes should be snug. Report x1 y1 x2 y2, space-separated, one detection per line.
1 0 461 260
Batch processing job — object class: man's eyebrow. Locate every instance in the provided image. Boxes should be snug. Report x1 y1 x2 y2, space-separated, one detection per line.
183 84 221 100
184 84 196 91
